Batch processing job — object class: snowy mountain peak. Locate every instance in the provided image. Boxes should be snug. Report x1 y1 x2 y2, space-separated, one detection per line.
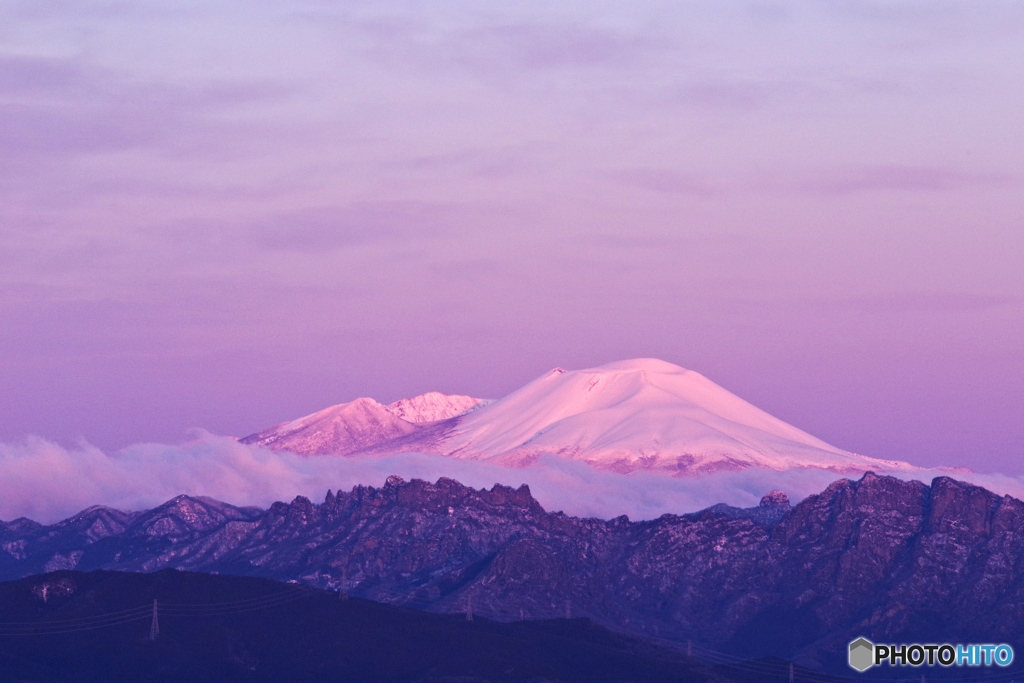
385 392 483 423
590 357 688 374
437 359 914 474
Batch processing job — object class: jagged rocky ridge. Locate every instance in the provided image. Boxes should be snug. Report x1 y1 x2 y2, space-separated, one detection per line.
3 473 1024 673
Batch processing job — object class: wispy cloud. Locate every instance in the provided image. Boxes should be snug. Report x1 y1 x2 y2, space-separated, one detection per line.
605 168 715 195
352 17 661 78
589 231 745 252
665 81 769 112
246 202 456 252
827 292 1022 314
0 106 165 163
0 54 90 93
0 64 294 182
451 22 658 71
795 165 1017 195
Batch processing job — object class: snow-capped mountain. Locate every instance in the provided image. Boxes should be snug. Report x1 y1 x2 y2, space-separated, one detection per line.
242 358 913 475
242 398 418 456
428 358 911 474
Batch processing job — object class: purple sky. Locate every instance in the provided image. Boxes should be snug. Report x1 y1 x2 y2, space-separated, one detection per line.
1 1 1022 474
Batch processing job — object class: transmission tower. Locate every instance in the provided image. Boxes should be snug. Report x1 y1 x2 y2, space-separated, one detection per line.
149 599 159 641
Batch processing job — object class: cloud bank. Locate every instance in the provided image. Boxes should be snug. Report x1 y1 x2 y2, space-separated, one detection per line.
5 434 1024 524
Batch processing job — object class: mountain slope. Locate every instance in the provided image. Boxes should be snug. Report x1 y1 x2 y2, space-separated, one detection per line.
242 359 911 475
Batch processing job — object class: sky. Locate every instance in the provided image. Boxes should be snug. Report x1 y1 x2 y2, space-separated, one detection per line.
1 0 1022 474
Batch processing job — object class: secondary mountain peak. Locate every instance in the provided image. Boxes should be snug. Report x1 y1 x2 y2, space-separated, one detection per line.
241 397 418 456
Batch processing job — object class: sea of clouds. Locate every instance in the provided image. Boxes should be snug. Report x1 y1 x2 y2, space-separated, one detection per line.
4 433 1024 524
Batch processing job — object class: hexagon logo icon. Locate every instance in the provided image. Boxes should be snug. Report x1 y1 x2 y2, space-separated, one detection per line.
848 637 874 672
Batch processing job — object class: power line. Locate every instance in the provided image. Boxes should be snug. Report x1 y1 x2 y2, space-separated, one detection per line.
0 584 315 636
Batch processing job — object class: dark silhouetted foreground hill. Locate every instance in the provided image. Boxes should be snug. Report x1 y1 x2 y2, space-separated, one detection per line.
0 569 741 683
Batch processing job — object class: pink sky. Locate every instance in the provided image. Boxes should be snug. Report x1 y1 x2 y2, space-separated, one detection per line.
1 1 1022 473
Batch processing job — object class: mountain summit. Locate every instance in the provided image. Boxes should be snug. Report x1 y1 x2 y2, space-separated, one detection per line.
242 359 912 475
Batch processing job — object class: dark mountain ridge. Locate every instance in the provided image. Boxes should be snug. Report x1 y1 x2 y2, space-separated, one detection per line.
3 473 1024 675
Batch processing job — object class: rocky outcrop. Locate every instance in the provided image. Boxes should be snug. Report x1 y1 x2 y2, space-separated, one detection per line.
2 473 1023 673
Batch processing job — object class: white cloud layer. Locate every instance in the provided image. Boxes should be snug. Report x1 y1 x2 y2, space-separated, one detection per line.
4 433 1024 524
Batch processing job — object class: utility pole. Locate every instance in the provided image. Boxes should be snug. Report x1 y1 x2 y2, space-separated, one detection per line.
466 595 473 622
788 662 793 682
339 567 348 600
149 599 159 641
564 598 571 619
